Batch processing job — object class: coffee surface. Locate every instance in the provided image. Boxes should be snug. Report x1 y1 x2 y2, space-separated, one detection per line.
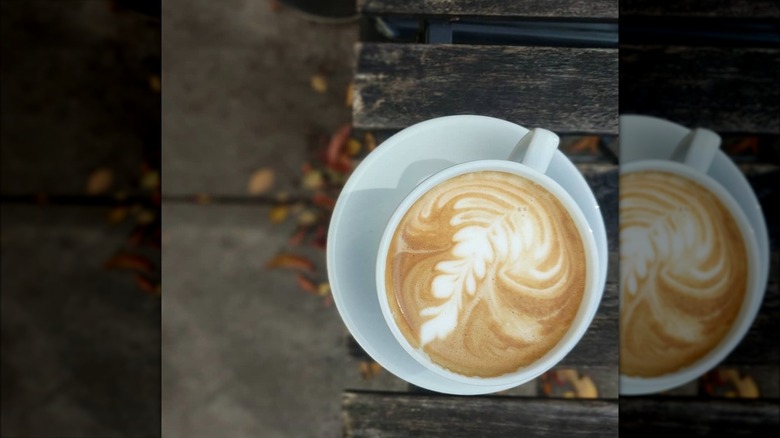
385 170 587 377
620 170 748 377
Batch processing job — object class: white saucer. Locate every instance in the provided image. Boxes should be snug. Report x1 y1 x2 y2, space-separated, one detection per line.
326 115 608 395
618 114 770 395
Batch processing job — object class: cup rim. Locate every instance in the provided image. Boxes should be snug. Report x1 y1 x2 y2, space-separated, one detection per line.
375 159 603 387
619 159 764 395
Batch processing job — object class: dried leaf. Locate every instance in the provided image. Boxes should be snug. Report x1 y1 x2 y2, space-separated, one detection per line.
104 252 154 274
248 168 275 195
346 138 362 157
141 171 160 190
568 136 600 154
298 210 318 226
194 193 211 204
135 274 160 295
312 192 336 210
326 124 352 170
310 74 328 94
266 253 315 272
345 83 354 107
318 282 331 297
359 361 383 379
364 132 377 151
136 210 156 225
730 137 759 155
86 168 113 195
275 192 290 202
107 207 129 224
288 228 306 246
148 75 161 92
297 274 318 293
268 205 289 224
302 170 324 190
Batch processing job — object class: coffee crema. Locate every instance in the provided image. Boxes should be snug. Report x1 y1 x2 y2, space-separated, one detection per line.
385 170 587 377
620 170 747 377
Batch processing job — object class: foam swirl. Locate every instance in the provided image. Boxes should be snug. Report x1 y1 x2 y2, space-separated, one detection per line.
620 171 747 377
385 171 587 377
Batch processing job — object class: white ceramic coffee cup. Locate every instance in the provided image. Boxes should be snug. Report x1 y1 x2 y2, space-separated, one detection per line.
619 128 764 395
375 128 604 388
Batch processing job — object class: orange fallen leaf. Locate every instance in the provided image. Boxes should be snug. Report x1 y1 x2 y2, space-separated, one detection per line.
568 136 600 154
298 210 318 226
312 192 336 210
141 171 160 190
268 205 289 223
302 170 324 190
364 132 377 152
248 168 275 195
107 207 129 224
326 124 352 170
318 282 331 297
194 193 211 204
86 168 113 195
310 74 328 93
148 75 161 92
297 274 318 293
359 361 383 379
135 274 160 295
104 252 154 274
730 137 759 155
288 228 306 246
346 138 362 157
345 83 354 107
266 253 315 272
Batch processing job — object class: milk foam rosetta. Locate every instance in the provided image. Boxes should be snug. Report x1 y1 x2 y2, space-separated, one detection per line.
385 171 587 378
620 171 748 377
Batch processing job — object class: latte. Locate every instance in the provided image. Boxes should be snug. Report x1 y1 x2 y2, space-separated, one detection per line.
620 170 748 377
384 170 587 377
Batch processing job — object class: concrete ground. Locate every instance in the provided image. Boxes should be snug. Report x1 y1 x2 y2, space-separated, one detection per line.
2 1 408 437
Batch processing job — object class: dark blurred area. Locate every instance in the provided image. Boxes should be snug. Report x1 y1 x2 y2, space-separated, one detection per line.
619 0 779 436
1 1 161 437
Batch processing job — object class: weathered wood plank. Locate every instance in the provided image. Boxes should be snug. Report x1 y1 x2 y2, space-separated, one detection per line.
354 43 618 133
620 46 780 134
620 398 780 437
342 391 618 437
621 0 779 18
359 0 618 18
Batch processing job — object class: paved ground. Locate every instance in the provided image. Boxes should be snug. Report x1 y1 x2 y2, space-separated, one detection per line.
2 1 411 437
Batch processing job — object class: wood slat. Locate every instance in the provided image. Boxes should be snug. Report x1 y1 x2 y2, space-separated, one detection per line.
342 391 618 437
620 46 780 134
359 0 618 19
354 43 618 134
621 0 779 18
620 398 780 437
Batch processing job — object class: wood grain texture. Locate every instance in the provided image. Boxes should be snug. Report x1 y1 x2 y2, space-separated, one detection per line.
358 0 618 18
620 398 780 437
620 46 780 134
354 43 618 133
342 391 618 437
621 0 779 18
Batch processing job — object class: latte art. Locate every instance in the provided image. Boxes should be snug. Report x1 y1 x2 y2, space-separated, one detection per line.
620 171 747 377
385 171 587 377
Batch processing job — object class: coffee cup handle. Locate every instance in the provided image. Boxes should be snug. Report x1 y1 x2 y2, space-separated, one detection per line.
671 128 721 173
508 128 560 173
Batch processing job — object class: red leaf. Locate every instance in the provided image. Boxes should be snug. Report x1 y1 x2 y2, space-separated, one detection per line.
312 192 336 210
326 124 352 170
135 274 160 295
104 252 154 274
288 228 307 246
266 253 315 272
296 274 318 293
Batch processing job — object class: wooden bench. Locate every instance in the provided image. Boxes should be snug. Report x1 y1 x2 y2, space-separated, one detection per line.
346 1 619 436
